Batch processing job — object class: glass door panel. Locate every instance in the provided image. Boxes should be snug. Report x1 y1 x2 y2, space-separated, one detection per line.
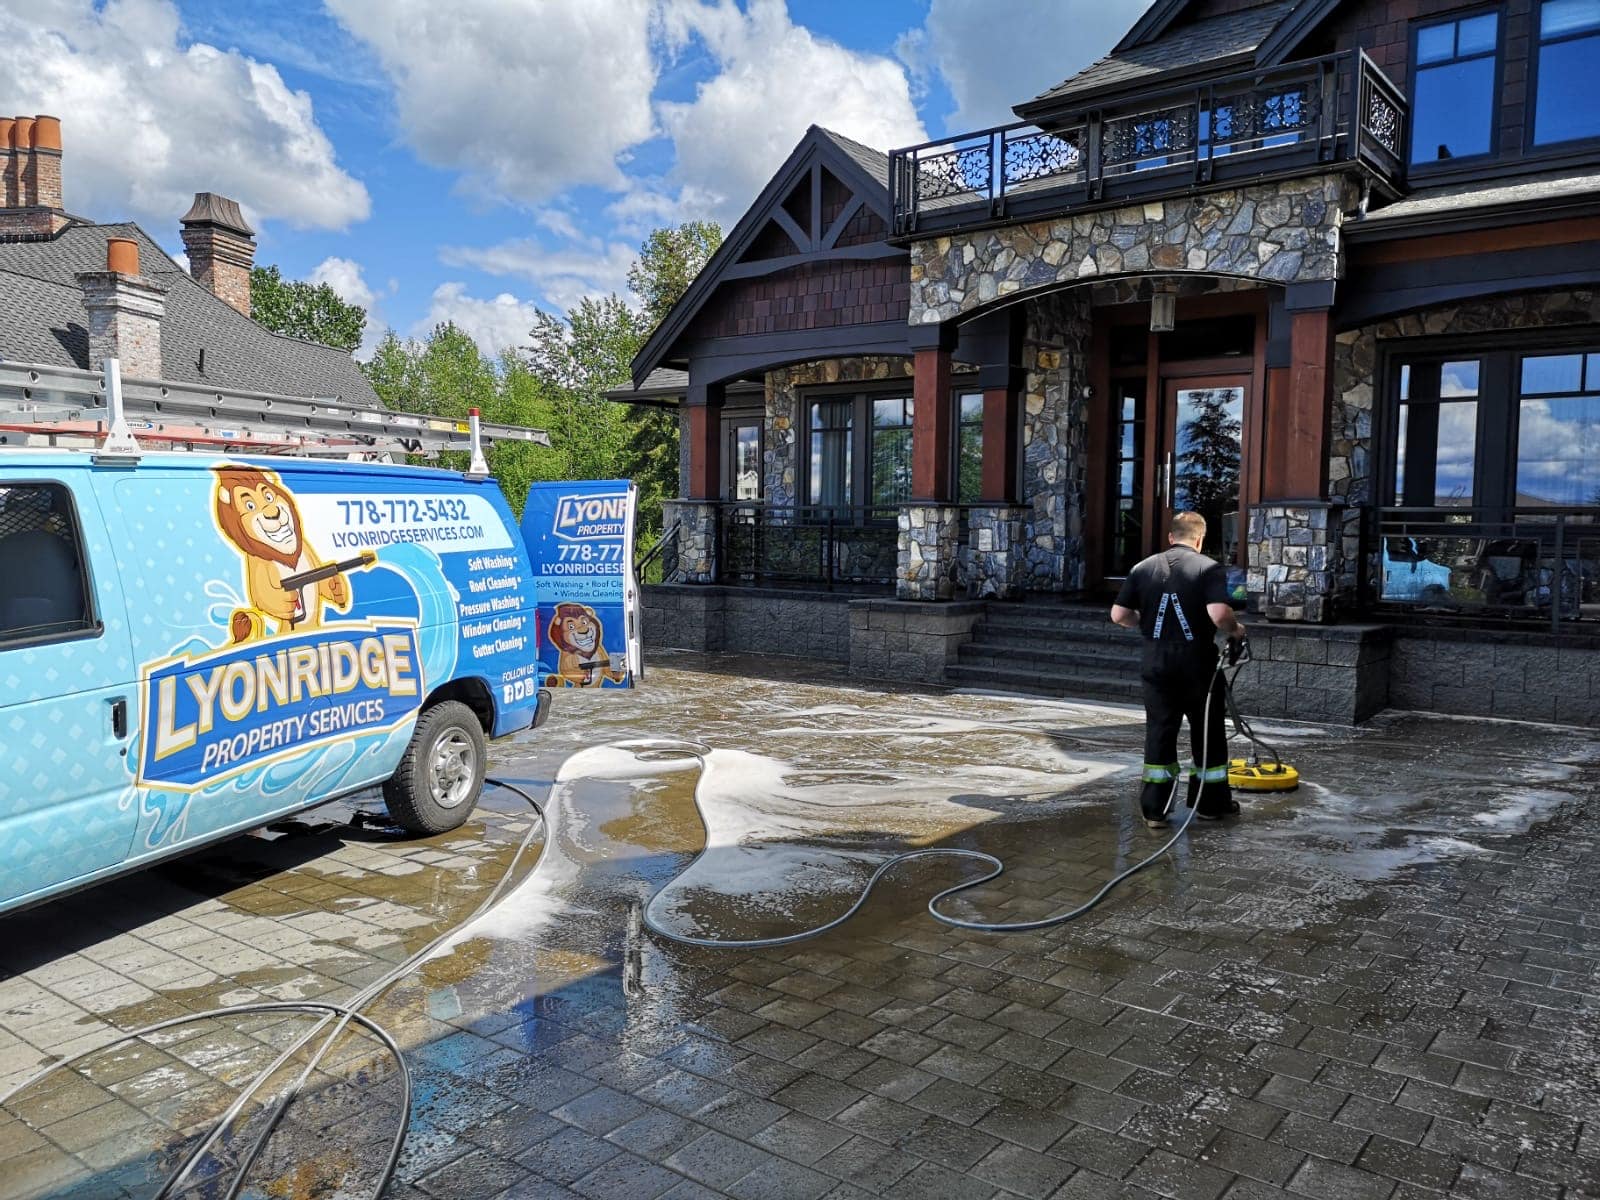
1106 382 1146 577
1161 378 1246 565
725 420 762 501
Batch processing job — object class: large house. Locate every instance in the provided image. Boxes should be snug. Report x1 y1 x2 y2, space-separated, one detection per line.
0 114 379 443
618 0 1600 728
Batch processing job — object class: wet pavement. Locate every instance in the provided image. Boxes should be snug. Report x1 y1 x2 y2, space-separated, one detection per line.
2 649 1598 1199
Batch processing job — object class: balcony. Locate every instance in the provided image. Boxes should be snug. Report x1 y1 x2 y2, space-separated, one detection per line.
889 50 1406 239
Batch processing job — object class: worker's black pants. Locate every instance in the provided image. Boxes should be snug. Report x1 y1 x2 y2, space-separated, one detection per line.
1139 641 1231 821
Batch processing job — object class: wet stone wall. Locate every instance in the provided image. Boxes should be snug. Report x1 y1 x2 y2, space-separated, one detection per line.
1019 290 1092 591
1248 503 1342 622
1388 630 1600 726
848 597 985 683
641 585 853 662
1231 623 1392 724
898 504 961 601
964 505 1031 599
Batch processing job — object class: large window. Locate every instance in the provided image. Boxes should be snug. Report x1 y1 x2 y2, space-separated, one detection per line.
0 483 96 647
869 397 914 508
1534 0 1600 145
807 398 853 508
805 386 983 515
1410 10 1500 164
1517 352 1600 505
1394 360 1481 506
956 393 984 504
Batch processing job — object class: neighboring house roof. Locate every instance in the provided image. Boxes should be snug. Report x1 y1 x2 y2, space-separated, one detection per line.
0 221 378 406
628 124 903 389
1017 0 1300 118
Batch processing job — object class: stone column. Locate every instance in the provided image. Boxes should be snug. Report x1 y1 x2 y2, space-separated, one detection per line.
898 504 961 601
1247 502 1342 622
966 505 1030 599
661 500 718 584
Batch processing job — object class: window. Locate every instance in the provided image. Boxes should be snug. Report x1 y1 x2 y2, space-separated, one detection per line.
1108 383 1146 576
869 396 914 509
1410 11 1500 164
0 483 96 646
724 418 762 501
1534 0 1600 145
1516 352 1600 505
956 393 984 504
808 398 853 508
1394 359 1480 506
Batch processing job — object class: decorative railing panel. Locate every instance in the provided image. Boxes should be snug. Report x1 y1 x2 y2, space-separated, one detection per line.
715 504 898 589
890 50 1406 235
1374 507 1600 632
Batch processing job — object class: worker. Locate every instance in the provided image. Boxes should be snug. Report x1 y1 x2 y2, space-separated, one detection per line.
1109 511 1245 828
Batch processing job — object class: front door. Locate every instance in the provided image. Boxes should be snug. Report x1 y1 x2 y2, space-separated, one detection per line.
1156 376 1248 566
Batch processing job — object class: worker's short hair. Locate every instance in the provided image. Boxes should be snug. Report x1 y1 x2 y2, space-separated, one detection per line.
1170 511 1207 542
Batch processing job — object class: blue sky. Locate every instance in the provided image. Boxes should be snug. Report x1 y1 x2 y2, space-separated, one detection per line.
0 0 1147 355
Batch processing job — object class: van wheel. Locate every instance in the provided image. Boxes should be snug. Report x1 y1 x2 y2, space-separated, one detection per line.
383 701 487 835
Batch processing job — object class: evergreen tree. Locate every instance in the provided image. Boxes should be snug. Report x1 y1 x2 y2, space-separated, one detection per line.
1174 389 1242 537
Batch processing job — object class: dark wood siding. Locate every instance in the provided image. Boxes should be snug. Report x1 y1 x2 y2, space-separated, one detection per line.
687 261 909 339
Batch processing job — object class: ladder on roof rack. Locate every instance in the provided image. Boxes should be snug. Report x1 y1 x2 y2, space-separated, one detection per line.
0 359 549 457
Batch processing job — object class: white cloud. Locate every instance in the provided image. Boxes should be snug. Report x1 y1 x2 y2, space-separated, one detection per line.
309 255 376 312
653 0 927 226
898 0 1149 132
0 0 368 230
326 0 658 205
440 238 636 314
418 282 540 357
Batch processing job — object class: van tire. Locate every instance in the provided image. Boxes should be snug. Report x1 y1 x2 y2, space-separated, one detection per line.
383 701 487 835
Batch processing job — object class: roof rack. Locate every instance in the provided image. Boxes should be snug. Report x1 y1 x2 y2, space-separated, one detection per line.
0 359 550 457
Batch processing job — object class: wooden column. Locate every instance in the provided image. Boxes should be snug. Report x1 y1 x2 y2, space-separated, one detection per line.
1263 309 1332 500
912 346 954 501
683 380 725 500
980 386 1018 502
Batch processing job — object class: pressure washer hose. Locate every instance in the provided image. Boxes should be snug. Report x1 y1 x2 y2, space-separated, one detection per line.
635 652 1226 945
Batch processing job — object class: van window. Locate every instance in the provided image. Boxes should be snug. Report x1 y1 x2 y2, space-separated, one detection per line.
0 483 96 646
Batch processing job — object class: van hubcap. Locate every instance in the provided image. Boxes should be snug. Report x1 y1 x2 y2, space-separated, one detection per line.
429 731 476 809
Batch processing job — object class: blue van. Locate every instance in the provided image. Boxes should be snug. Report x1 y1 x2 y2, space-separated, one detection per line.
0 451 636 914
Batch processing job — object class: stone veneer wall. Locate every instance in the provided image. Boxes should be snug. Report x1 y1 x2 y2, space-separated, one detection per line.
1231 624 1392 724
660 500 716 584
1247 503 1343 622
1019 291 1092 591
1387 629 1600 726
908 176 1352 326
898 505 961 601
965 506 1031 598
641 585 853 662
1331 288 1600 605
848 598 985 684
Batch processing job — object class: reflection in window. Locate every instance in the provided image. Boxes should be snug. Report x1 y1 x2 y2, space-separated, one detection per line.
869 396 913 509
956 393 984 504
1411 12 1499 163
1396 400 1477 506
808 399 853 508
1109 385 1145 576
1173 386 1242 562
1536 0 1600 145
730 423 761 501
1440 360 1480 396
1518 351 1600 506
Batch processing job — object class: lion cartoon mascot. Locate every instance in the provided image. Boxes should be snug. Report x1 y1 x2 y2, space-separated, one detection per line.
544 602 629 687
213 466 373 643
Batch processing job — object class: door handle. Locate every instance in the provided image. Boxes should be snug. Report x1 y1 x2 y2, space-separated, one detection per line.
1165 452 1174 505
110 697 128 740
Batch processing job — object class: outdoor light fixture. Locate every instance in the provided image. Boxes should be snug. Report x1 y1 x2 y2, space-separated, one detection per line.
1150 291 1176 333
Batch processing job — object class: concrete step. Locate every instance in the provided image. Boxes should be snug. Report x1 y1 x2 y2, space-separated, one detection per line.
974 612 1140 645
944 662 1143 702
956 640 1142 674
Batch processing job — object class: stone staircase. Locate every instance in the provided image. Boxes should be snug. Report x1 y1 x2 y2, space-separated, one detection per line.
945 598 1145 703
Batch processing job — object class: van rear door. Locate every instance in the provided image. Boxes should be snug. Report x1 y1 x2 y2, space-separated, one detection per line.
520 481 640 688
0 474 139 906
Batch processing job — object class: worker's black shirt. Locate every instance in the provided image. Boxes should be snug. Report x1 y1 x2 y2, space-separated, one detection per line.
1115 545 1232 644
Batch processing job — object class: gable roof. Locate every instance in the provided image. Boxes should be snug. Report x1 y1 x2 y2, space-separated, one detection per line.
629 125 902 388
1016 0 1301 118
0 221 378 406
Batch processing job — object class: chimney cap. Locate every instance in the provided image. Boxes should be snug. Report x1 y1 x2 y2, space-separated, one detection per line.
11 116 33 149
31 116 61 152
107 237 140 276
180 191 254 237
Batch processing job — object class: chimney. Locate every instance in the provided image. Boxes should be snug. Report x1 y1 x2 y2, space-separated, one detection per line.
180 192 255 317
0 114 69 238
78 236 166 381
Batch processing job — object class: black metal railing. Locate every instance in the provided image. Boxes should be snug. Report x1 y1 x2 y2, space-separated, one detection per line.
636 521 681 584
714 503 900 589
890 49 1406 236
1373 507 1600 632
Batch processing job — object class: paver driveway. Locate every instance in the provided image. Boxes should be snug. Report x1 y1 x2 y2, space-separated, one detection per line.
1 651 1596 1199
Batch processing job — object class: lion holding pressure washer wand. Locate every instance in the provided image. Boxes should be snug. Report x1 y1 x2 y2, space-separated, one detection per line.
212 465 376 643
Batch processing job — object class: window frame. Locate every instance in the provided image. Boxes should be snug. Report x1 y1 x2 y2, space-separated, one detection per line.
1527 0 1600 152
954 390 986 505
720 410 765 502
0 480 103 652
1406 3 1507 174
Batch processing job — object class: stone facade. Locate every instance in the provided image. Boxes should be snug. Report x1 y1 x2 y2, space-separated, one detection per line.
642 585 853 662
898 504 961 601
76 269 165 380
660 500 717 584
1231 623 1392 724
1247 503 1342 622
1019 291 1092 591
964 506 1030 599
1330 288 1600 605
1388 628 1600 726
848 598 985 684
909 176 1353 326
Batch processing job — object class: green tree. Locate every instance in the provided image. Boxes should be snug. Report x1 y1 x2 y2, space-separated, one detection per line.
627 220 723 326
1174 388 1242 551
525 296 647 483
249 265 366 352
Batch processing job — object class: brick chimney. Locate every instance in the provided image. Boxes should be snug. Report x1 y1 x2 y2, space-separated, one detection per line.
78 236 166 380
180 192 255 317
0 114 68 238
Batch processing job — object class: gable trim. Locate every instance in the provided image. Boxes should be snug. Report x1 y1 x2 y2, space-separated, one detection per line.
1113 0 1190 52
1255 0 1341 65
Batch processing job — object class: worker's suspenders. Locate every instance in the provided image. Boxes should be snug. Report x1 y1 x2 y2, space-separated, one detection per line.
1150 551 1194 643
